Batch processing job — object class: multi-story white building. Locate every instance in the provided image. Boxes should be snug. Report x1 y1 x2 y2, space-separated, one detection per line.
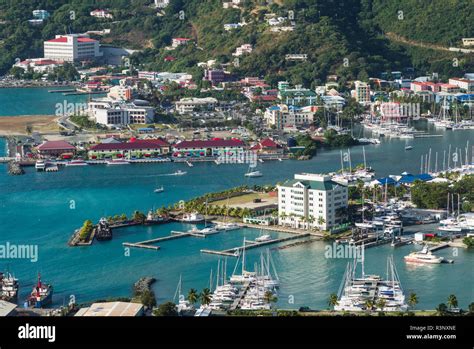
352 81 371 105
44 35 102 62
155 0 170 8
232 44 253 56
175 97 218 114
264 104 317 129
88 100 154 126
448 78 474 93
277 173 348 231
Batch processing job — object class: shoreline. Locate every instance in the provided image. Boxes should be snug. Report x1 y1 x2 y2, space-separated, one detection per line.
0 115 58 136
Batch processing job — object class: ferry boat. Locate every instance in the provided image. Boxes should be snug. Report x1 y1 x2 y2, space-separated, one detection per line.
0 271 19 302
66 159 88 166
106 159 130 165
27 273 53 308
404 246 444 264
35 160 46 171
180 212 205 223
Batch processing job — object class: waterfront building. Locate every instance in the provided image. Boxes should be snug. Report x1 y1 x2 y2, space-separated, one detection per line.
44 35 102 62
277 82 317 106
36 140 76 158
277 173 348 231
88 139 170 159
264 104 317 129
439 83 461 94
448 78 474 93
75 301 143 316
175 97 218 114
90 9 113 19
107 85 133 101
88 99 155 126
13 58 64 73
172 139 245 159
352 81 371 105
249 138 284 155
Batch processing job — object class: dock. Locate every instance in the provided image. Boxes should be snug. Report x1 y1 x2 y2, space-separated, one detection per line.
122 242 160 250
48 89 76 93
201 233 311 257
229 282 251 311
428 243 450 252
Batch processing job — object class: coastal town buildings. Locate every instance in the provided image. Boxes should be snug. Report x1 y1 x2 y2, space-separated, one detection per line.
277 173 348 231
44 35 102 62
172 139 245 159
175 97 218 114
88 139 170 159
232 44 253 56
88 99 155 126
264 104 317 129
277 82 317 106
171 38 191 49
448 78 474 93
13 58 64 73
36 140 76 158
352 81 371 105
90 9 113 19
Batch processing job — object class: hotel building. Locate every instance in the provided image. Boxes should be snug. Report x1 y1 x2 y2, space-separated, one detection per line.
264 104 317 130
172 139 245 159
352 81 371 105
44 35 102 62
88 100 154 126
277 173 348 231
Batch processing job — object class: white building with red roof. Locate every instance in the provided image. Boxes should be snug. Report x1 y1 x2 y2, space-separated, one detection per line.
36 140 76 158
44 35 102 62
172 139 245 159
14 58 64 73
88 138 170 159
172 38 191 48
250 138 284 155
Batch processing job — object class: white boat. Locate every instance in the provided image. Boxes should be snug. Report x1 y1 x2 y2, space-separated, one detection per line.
404 246 444 264
154 186 164 193
106 159 130 165
215 222 240 231
404 145 413 151
35 160 46 171
172 169 187 176
255 234 271 242
199 226 218 235
245 170 262 177
174 275 195 314
66 159 88 166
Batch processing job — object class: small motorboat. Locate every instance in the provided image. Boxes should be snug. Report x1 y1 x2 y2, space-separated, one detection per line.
154 186 164 193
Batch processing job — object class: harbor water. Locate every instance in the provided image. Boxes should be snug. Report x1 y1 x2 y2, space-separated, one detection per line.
0 89 473 310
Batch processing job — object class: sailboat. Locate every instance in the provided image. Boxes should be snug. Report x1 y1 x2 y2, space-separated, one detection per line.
230 238 257 283
244 163 262 177
174 274 195 314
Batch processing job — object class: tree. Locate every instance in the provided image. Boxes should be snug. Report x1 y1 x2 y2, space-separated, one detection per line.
436 303 448 315
328 293 339 309
140 289 157 308
408 293 419 310
187 288 199 305
468 302 474 314
132 210 146 224
364 299 374 312
376 298 386 312
154 302 178 316
264 291 278 307
200 288 212 306
317 216 326 227
447 294 458 309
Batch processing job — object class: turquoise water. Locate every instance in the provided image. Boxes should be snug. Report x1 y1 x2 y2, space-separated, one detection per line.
0 89 473 310
0 88 93 116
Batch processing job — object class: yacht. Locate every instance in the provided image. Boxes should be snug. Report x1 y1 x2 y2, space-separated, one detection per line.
215 222 240 231
35 160 46 171
66 159 88 166
404 246 444 264
255 234 271 242
172 169 187 176
245 170 263 177
404 145 413 151
106 159 130 165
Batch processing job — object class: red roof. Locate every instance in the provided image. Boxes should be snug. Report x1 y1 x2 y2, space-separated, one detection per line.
250 138 279 150
174 139 244 149
46 36 97 43
37 140 76 151
90 139 169 151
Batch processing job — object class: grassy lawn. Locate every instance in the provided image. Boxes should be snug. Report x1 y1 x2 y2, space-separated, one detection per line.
212 192 275 207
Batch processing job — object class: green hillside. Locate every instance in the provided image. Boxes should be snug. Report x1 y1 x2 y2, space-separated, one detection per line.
0 0 472 81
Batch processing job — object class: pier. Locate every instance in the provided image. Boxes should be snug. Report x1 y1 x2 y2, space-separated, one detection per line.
428 243 450 252
201 233 311 257
229 282 251 311
122 242 160 250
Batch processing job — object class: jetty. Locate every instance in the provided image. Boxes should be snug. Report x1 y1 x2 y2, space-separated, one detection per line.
122 242 160 250
229 282 251 311
201 233 311 257
428 243 450 252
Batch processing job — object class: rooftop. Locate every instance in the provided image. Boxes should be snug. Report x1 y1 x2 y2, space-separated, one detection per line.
174 139 244 149
37 140 76 151
90 139 169 151
74 302 143 317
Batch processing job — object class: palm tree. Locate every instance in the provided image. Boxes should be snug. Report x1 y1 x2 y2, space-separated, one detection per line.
447 294 458 309
328 293 338 309
376 298 386 312
264 291 278 306
200 288 212 306
187 288 199 305
317 216 326 227
408 293 418 310
436 303 448 315
364 299 374 312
